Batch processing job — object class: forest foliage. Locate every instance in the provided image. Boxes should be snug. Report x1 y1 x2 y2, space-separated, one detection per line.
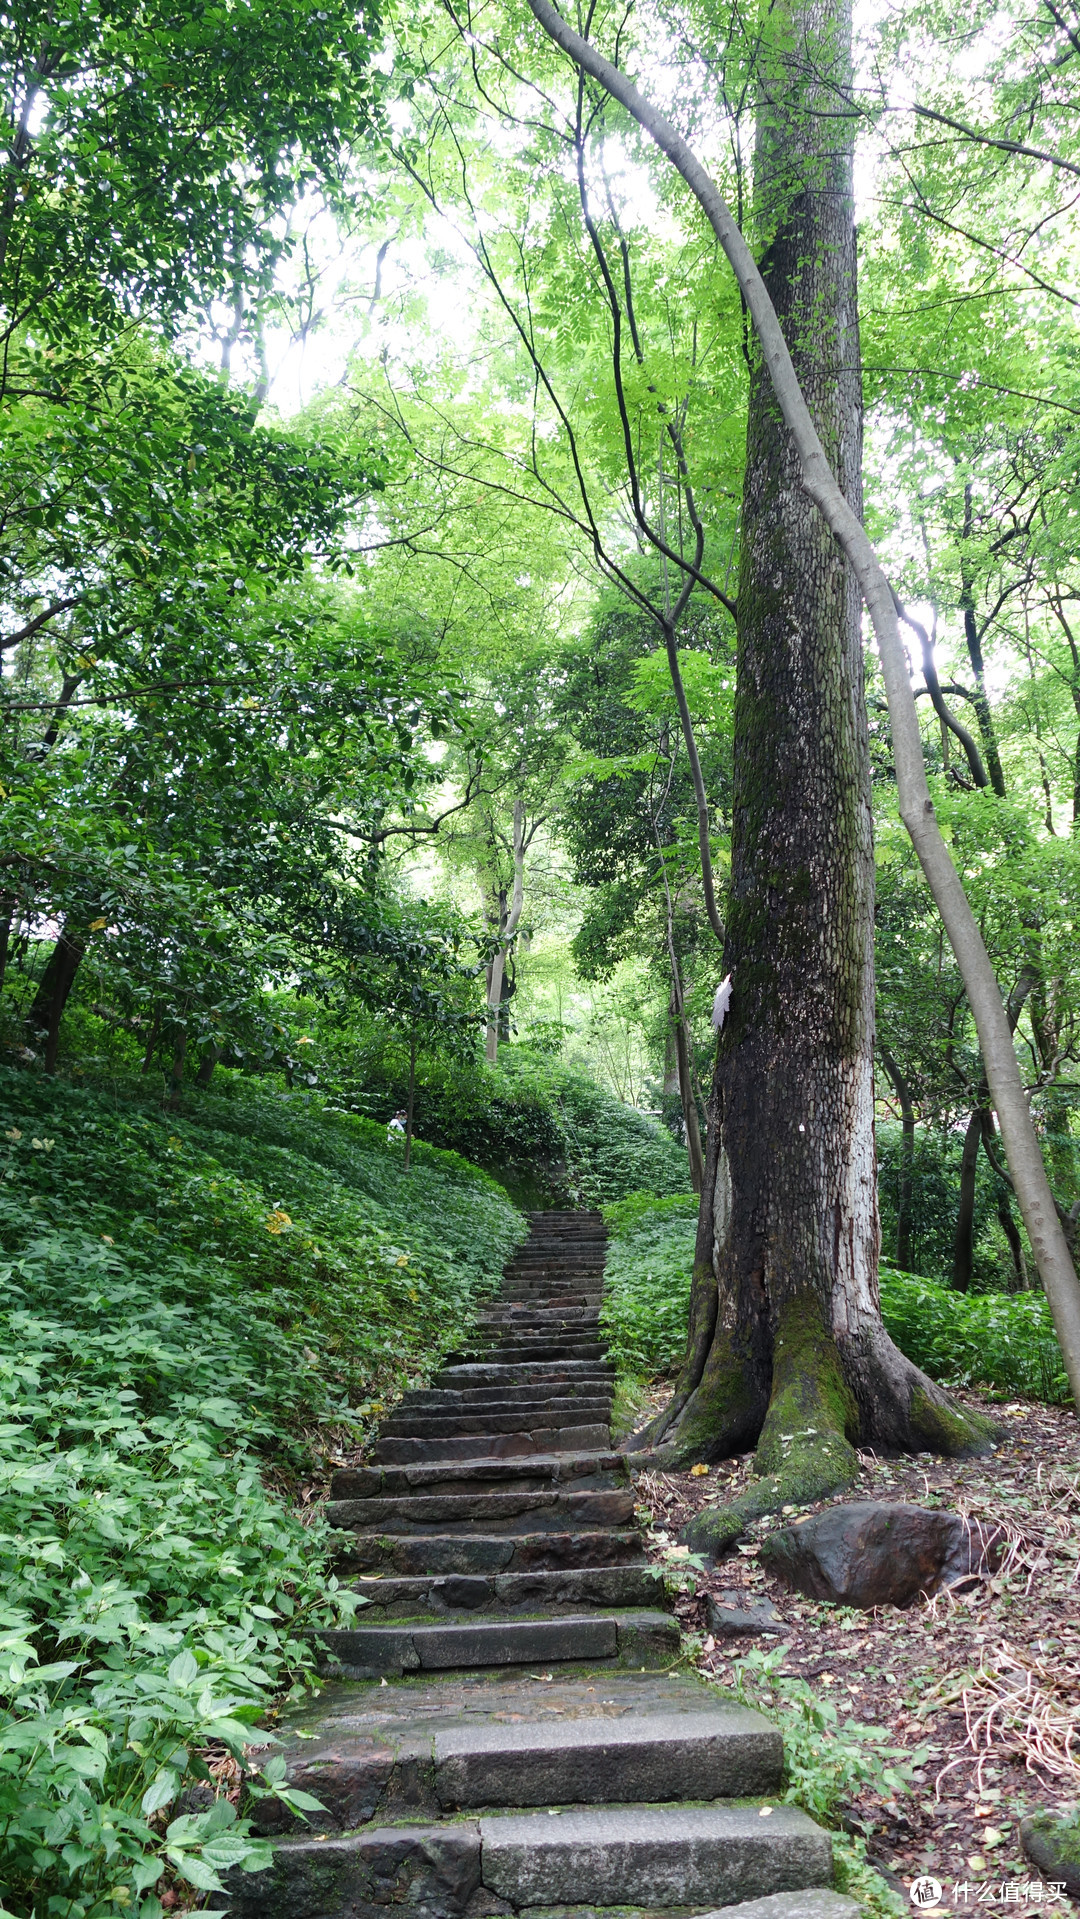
5 0 1080 1907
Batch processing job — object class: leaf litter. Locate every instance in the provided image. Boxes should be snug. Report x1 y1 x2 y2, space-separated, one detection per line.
632 1389 1080 1909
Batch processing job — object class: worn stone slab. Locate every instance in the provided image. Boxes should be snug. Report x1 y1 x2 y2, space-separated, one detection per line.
373 1426 611 1465
330 1454 624 1501
319 1614 620 1677
327 1488 636 1535
351 1565 656 1613
337 1529 645 1578
614 1609 682 1664
434 1705 782 1807
479 1805 831 1909
382 1409 610 1436
218 1820 481 1919
697 1896 859 1919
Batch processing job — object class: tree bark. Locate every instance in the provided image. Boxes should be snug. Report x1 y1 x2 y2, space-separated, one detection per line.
880 1047 915 1271
670 984 705 1195
485 797 525 1065
526 0 1080 1427
952 1106 983 1293
560 0 994 1510
27 923 86 1073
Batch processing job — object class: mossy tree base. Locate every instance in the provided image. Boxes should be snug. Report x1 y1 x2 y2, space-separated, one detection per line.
628 1303 998 1562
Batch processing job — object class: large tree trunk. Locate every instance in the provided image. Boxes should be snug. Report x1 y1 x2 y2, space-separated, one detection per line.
626 0 992 1531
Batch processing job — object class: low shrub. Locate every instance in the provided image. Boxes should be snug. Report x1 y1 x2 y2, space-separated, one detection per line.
878 1267 1071 1405
298 1016 691 1205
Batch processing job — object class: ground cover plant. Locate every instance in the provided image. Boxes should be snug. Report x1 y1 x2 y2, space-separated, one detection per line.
602 1193 1073 1406
0 1065 521 1918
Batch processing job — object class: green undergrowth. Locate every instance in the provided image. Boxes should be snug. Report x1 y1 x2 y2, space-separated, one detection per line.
601 1192 1071 1405
727 1646 910 1917
0 1065 522 1918
284 1012 692 1205
599 1191 700 1374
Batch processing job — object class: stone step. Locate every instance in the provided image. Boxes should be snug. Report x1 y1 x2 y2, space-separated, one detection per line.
316 1608 680 1678
336 1527 645 1576
389 1395 613 1421
327 1486 635 1536
330 1452 626 1501
349 1564 657 1612
372 1425 611 1464
249 1692 782 1838
478 1312 602 1330
479 1806 831 1910
435 1363 615 1387
702 1897 860 1919
226 1804 830 1919
381 1407 611 1437
476 1342 608 1362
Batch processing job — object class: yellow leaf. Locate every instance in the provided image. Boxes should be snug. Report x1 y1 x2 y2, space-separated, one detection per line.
89 917 108 932
690 1463 709 1477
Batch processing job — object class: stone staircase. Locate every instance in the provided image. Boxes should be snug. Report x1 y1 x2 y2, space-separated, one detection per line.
225 1210 857 1919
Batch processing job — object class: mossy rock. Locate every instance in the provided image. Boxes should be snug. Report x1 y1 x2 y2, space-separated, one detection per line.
1021 1808 1080 1897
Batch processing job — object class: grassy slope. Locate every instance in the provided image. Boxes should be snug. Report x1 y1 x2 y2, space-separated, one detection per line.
0 1066 523 1917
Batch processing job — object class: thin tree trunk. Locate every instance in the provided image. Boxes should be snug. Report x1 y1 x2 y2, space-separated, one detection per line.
670 985 704 1194
404 1028 417 1172
142 1005 163 1073
168 1027 188 1109
27 923 86 1073
526 0 1080 1417
880 1047 915 1270
960 485 1007 797
486 797 526 1065
998 1191 1028 1290
195 1044 221 1088
0 898 12 998
952 1106 983 1293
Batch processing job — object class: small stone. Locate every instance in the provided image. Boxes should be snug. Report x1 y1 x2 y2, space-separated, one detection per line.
705 1592 785 1637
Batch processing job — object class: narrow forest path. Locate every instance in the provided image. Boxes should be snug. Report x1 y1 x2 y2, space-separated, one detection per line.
226 1212 857 1919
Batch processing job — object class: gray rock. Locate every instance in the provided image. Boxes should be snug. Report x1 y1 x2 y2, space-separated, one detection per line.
759 1501 1002 1609
1021 1808 1080 1897
706 1591 786 1637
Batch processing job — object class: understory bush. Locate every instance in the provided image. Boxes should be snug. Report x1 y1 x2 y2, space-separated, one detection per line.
878 1267 1071 1404
0 1066 521 1917
600 1191 1070 1404
294 1014 691 1205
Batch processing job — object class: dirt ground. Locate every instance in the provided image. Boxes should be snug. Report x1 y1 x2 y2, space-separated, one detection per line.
631 1388 1080 1914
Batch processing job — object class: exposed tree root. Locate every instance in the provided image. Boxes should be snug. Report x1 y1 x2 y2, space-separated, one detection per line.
628 1306 999 1561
